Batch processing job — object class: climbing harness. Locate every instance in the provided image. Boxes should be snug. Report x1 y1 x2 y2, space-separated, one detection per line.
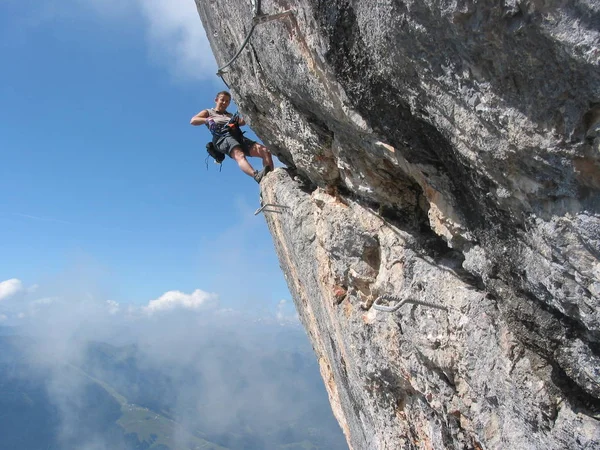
209 112 240 138
204 112 250 171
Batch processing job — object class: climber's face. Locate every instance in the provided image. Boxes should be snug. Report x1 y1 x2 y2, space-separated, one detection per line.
215 94 231 112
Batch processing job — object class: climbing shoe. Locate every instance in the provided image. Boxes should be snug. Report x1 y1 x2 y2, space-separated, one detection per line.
253 168 267 183
253 166 272 184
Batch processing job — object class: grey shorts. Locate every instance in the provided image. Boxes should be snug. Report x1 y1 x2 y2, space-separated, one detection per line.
214 135 257 158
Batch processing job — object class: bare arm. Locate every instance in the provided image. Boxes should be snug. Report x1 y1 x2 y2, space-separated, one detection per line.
190 109 209 126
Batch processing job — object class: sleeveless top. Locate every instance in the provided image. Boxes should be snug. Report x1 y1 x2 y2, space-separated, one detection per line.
207 108 232 127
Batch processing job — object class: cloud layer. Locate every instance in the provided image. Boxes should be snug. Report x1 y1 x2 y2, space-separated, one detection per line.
0 277 333 450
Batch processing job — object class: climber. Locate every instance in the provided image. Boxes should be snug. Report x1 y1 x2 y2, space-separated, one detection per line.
190 91 274 183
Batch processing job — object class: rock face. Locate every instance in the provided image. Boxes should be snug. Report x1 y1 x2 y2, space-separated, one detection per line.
195 1 600 448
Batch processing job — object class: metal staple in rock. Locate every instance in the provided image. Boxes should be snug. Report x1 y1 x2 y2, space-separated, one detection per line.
372 294 448 313
254 203 289 216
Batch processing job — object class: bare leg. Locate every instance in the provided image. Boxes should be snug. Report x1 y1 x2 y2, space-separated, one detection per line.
249 143 274 171
230 147 256 177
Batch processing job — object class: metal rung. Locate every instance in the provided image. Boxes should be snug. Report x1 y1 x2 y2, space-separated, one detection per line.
373 294 447 313
254 203 289 216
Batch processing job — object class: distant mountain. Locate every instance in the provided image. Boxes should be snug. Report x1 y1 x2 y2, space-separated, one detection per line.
0 332 347 450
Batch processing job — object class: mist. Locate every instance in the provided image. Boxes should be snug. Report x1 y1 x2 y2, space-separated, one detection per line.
0 279 346 450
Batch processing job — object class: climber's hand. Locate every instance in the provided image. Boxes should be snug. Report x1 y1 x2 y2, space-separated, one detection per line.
206 119 218 133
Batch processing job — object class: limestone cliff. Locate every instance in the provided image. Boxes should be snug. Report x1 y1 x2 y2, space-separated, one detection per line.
195 1 600 448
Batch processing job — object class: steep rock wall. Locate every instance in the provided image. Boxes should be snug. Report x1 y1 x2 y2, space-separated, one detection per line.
195 1 600 448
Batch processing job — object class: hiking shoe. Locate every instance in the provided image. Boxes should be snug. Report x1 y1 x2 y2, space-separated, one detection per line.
253 168 268 184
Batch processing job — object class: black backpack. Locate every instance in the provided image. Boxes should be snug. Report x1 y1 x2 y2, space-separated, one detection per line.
205 141 225 170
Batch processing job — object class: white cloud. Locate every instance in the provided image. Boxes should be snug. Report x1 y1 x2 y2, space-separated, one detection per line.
83 0 217 80
276 299 299 324
135 0 217 80
32 297 56 306
27 297 58 316
0 278 23 301
12 0 216 81
0 314 7 322
276 299 286 321
144 289 217 314
106 300 120 315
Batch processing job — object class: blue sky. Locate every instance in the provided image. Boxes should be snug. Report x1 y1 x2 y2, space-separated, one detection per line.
0 0 294 322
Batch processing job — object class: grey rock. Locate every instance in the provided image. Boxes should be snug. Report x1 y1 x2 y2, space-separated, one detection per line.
195 1 600 448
